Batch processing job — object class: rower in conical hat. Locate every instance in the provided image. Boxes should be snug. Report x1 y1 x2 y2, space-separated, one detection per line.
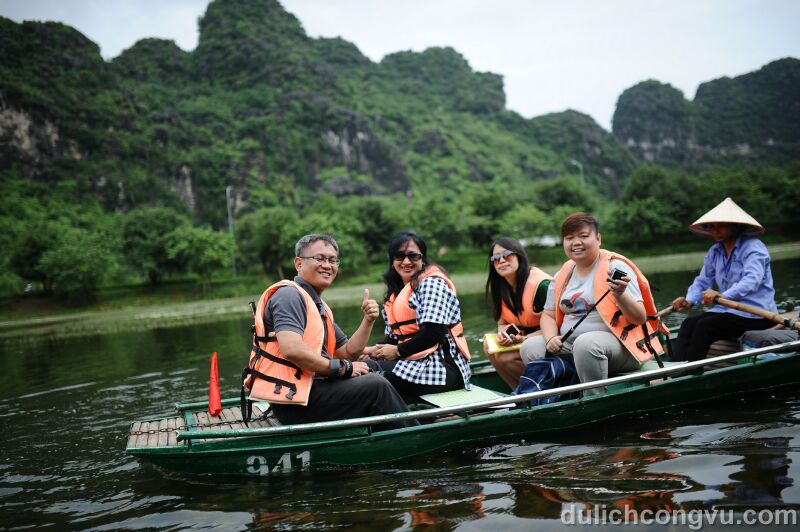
671 197 776 362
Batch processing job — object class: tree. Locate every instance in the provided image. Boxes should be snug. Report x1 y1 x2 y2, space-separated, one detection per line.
608 197 683 249
37 227 120 301
411 197 471 250
235 206 300 278
500 205 552 240
165 226 233 292
346 196 408 256
464 189 516 246
530 176 596 214
293 202 368 278
121 207 191 286
9 222 58 294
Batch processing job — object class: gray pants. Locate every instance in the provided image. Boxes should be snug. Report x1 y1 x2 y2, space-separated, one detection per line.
520 331 641 396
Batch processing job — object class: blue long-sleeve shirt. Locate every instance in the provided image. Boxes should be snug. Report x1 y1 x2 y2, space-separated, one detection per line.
685 236 777 318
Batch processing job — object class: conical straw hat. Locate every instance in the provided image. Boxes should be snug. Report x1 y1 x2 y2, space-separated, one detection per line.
689 197 764 236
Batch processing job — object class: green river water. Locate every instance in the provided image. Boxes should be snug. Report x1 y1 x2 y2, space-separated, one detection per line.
1 259 799 530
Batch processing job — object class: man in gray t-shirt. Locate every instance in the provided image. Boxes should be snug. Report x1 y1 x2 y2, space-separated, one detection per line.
266 278 349 361
256 234 417 431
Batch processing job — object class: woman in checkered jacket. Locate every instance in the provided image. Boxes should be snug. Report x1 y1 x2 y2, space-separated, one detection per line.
365 232 472 398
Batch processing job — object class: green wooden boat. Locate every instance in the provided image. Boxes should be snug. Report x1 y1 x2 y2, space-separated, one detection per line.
126 339 800 476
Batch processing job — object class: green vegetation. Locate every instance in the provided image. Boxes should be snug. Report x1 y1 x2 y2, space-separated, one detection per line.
1 0 798 311
613 58 800 166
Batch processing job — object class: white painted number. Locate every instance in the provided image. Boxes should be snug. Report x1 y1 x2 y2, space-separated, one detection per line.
272 453 291 473
245 455 269 475
245 452 312 475
296 450 311 469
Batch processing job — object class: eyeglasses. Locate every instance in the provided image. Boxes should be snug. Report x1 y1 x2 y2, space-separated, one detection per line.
392 252 424 262
298 255 341 266
489 250 516 263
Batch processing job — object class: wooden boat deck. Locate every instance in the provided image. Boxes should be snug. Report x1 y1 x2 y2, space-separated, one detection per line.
126 403 279 449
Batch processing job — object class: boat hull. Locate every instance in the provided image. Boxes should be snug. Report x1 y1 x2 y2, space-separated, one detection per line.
127 352 800 476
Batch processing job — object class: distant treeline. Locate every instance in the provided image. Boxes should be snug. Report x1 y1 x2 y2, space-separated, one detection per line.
2 163 798 301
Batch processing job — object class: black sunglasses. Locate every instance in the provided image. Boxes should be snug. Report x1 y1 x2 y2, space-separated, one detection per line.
392 252 424 262
489 250 516 263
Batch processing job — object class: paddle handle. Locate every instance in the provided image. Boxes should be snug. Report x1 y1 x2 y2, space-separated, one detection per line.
655 306 674 319
715 296 800 331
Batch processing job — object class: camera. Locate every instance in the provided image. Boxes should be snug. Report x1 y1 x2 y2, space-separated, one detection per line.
611 268 627 281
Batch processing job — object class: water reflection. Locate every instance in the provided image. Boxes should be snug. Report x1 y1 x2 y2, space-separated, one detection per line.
483 444 684 519
645 427 795 508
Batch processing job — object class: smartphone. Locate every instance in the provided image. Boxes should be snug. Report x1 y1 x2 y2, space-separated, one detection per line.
504 324 521 337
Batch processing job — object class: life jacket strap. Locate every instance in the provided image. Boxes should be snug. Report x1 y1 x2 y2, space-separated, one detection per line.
619 323 638 341
388 318 417 330
635 329 661 353
240 366 298 422
639 324 665 368
520 325 540 335
252 346 303 380
610 310 623 327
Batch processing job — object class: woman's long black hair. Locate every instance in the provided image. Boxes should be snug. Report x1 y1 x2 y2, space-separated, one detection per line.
485 237 531 321
383 231 432 303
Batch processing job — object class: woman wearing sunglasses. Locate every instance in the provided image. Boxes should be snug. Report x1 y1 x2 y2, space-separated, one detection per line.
483 237 552 389
365 231 472 398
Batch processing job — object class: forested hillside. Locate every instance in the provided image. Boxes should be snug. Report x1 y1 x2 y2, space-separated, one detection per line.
613 58 800 166
1 0 798 300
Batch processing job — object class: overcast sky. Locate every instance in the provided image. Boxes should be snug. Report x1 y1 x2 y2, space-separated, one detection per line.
2 0 798 130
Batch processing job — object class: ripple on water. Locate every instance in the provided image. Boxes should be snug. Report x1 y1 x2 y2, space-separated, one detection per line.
644 453 742 487
1 474 62 484
0 487 23 498
17 381 97 399
126 372 164 381
660 421 799 449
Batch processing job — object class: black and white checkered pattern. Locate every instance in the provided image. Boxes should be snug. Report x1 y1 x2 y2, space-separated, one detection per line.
384 276 472 387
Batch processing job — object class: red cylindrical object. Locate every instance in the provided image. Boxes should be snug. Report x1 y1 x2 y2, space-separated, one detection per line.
208 352 222 417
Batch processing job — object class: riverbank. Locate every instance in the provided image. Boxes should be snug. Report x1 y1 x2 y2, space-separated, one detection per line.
1 242 798 341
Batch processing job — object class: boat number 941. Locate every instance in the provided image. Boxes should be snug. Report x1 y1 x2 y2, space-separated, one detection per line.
245 451 311 475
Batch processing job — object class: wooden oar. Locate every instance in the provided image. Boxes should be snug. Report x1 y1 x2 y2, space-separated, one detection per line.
655 306 674 319
714 296 800 331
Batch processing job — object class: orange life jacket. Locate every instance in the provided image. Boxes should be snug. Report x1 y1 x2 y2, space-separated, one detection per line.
242 280 336 407
383 266 472 362
553 250 665 362
499 266 552 333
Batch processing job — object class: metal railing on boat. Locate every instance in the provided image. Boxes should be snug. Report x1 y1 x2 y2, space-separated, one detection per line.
176 340 800 442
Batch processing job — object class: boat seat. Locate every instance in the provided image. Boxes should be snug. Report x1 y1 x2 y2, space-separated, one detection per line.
419 385 507 408
707 338 739 357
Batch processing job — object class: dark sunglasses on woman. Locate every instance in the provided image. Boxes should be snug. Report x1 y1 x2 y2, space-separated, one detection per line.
489 249 516 263
393 252 424 262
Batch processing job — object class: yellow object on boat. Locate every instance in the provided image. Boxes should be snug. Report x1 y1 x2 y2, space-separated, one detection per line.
482 333 523 355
